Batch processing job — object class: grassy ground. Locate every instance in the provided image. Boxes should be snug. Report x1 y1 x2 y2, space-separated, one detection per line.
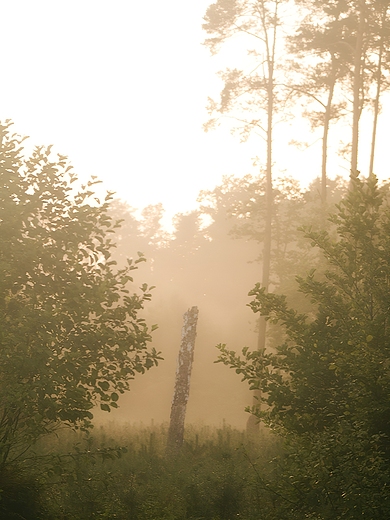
7 421 282 519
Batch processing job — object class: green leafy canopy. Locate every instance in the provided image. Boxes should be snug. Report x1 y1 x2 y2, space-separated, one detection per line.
0 121 161 466
219 172 390 437
217 172 390 516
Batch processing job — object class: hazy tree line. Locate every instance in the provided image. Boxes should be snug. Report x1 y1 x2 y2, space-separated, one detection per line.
102 173 349 426
204 0 390 192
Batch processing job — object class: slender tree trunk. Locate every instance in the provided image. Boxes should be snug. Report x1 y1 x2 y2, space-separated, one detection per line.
166 307 199 455
321 56 337 203
246 88 273 434
369 5 388 176
263 69 273 300
351 0 366 174
247 6 275 431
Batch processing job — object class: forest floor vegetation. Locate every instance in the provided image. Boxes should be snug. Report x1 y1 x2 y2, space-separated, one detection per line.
3 422 283 520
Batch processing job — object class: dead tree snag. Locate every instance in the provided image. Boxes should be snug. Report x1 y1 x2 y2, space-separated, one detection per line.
166 306 199 454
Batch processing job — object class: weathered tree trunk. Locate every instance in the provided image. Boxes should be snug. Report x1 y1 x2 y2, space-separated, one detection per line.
166 306 199 454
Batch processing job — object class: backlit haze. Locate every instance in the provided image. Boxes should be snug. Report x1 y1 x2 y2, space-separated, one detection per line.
2 1 388 227
2 1 390 429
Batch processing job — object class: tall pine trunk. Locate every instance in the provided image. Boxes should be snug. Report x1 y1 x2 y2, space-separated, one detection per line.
369 4 388 175
246 1 276 433
321 56 337 203
351 0 366 173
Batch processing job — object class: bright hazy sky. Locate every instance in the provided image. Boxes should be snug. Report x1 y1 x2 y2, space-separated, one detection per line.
1 1 389 226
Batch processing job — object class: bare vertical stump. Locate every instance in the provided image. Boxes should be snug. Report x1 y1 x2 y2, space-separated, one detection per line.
166 306 199 455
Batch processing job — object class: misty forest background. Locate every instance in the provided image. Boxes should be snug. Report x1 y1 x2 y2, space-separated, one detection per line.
98 173 347 428
2 0 390 519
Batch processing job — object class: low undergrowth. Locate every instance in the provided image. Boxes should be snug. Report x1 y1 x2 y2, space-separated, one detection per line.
3 422 282 519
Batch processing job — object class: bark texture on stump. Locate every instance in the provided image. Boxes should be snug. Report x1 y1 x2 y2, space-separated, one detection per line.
166 306 199 454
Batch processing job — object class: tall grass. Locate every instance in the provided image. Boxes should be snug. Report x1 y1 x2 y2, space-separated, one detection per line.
23 421 282 519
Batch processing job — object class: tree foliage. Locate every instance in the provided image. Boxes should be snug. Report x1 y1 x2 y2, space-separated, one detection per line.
0 121 160 467
217 173 390 516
